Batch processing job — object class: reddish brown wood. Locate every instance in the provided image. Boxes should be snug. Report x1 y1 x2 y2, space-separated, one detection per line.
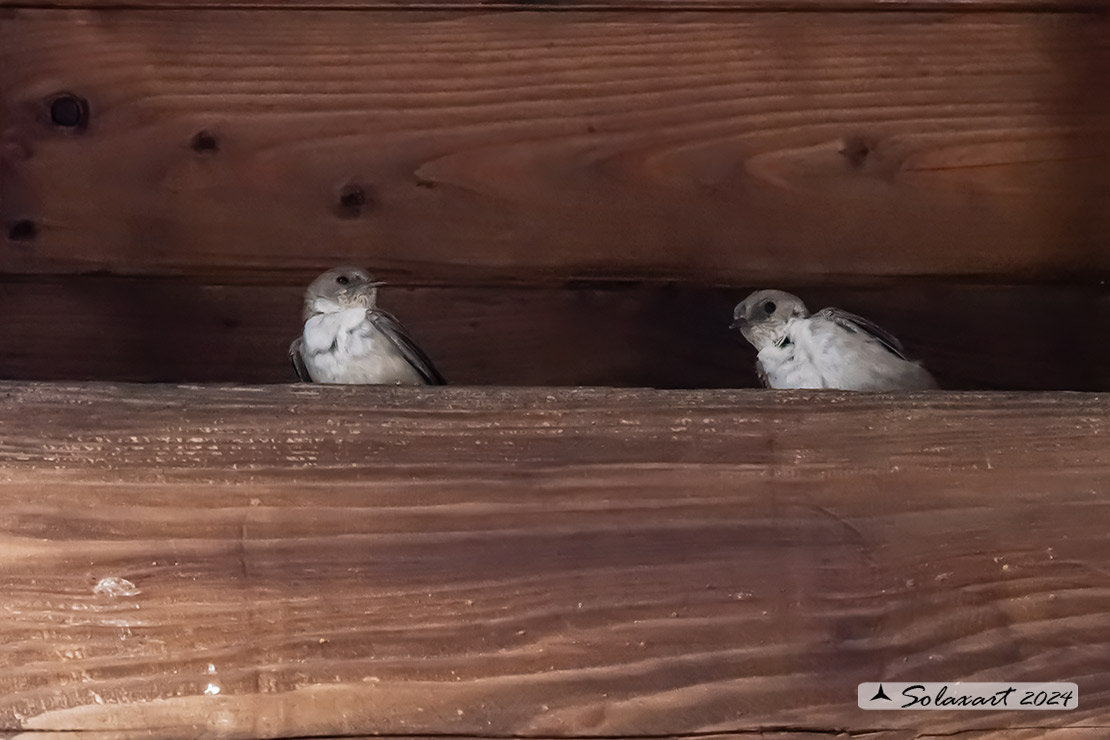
0 278 1106 390
0 0 1099 9
0 384 1106 737
0 735 1104 740
2 11 1109 284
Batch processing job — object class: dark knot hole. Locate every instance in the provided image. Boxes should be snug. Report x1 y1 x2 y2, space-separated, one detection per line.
7 220 37 242
336 183 372 218
48 93 89 130
191 130 220 154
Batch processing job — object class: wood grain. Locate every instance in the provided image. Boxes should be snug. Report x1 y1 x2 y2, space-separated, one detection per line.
2 736 1110 740
0 384 1107 738
6 736 1110 740
0 277 1107 390
2 11 1109 283
0 0 1101 10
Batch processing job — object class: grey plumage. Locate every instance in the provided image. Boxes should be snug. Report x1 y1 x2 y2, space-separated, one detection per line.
730 289 936 391
290 267 445 385
290 340 311 382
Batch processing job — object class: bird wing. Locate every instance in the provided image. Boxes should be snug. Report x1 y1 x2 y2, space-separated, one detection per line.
289 338 312 382
755 358 771 389
814 307 910 361
367 309 447 385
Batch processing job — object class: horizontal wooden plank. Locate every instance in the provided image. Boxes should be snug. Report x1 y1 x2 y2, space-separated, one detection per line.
0 384 1107 737
0 0 1102 10
0 278 1107 390
2 735 1107 740
10 736 1105 740
2 11 1109 283
0 736 1105 740
5 735 1110 740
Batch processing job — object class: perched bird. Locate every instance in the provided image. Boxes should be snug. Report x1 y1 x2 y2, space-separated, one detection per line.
289 267 445 385
730 289 936 391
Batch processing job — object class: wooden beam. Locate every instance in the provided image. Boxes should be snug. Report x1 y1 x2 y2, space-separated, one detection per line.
0 384 1107 737
3 731 1110 739
0 278 1106 390
2 11 1109 284
11 736 1110 740
0 0 1102 10
1 733 1108 740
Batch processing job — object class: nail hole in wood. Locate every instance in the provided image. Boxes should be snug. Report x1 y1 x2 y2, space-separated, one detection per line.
48 93 89 130
7 219 37 242
840 136 874 169
336 183 372 219
191 130 219 154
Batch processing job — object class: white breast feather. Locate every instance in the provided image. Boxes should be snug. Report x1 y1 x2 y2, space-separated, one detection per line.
757 317 934 391
300 307 423 385
756 318 825 389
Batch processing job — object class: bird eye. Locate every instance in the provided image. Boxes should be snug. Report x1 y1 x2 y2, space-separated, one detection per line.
336 275 349 285
763 300 776 314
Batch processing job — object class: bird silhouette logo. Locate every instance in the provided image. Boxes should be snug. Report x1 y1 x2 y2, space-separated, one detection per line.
870 684 892 702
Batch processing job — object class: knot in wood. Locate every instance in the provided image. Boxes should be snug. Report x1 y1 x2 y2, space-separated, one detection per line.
48 93 89 130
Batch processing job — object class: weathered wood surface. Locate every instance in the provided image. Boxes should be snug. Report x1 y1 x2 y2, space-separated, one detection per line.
3 12 1109 284
2 736 1110 740
0 384 1107 738
0 0 1099 9
0 278 1106 390
6 736 1110 740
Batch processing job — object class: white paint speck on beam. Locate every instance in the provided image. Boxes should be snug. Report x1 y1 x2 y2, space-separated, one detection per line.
93 577 140 598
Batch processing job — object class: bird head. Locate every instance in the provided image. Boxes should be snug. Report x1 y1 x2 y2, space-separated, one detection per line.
303 266 385 321
730 289 809 350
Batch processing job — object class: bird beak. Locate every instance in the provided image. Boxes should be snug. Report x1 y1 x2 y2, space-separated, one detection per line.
729 318 745 331
367 281 387 288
